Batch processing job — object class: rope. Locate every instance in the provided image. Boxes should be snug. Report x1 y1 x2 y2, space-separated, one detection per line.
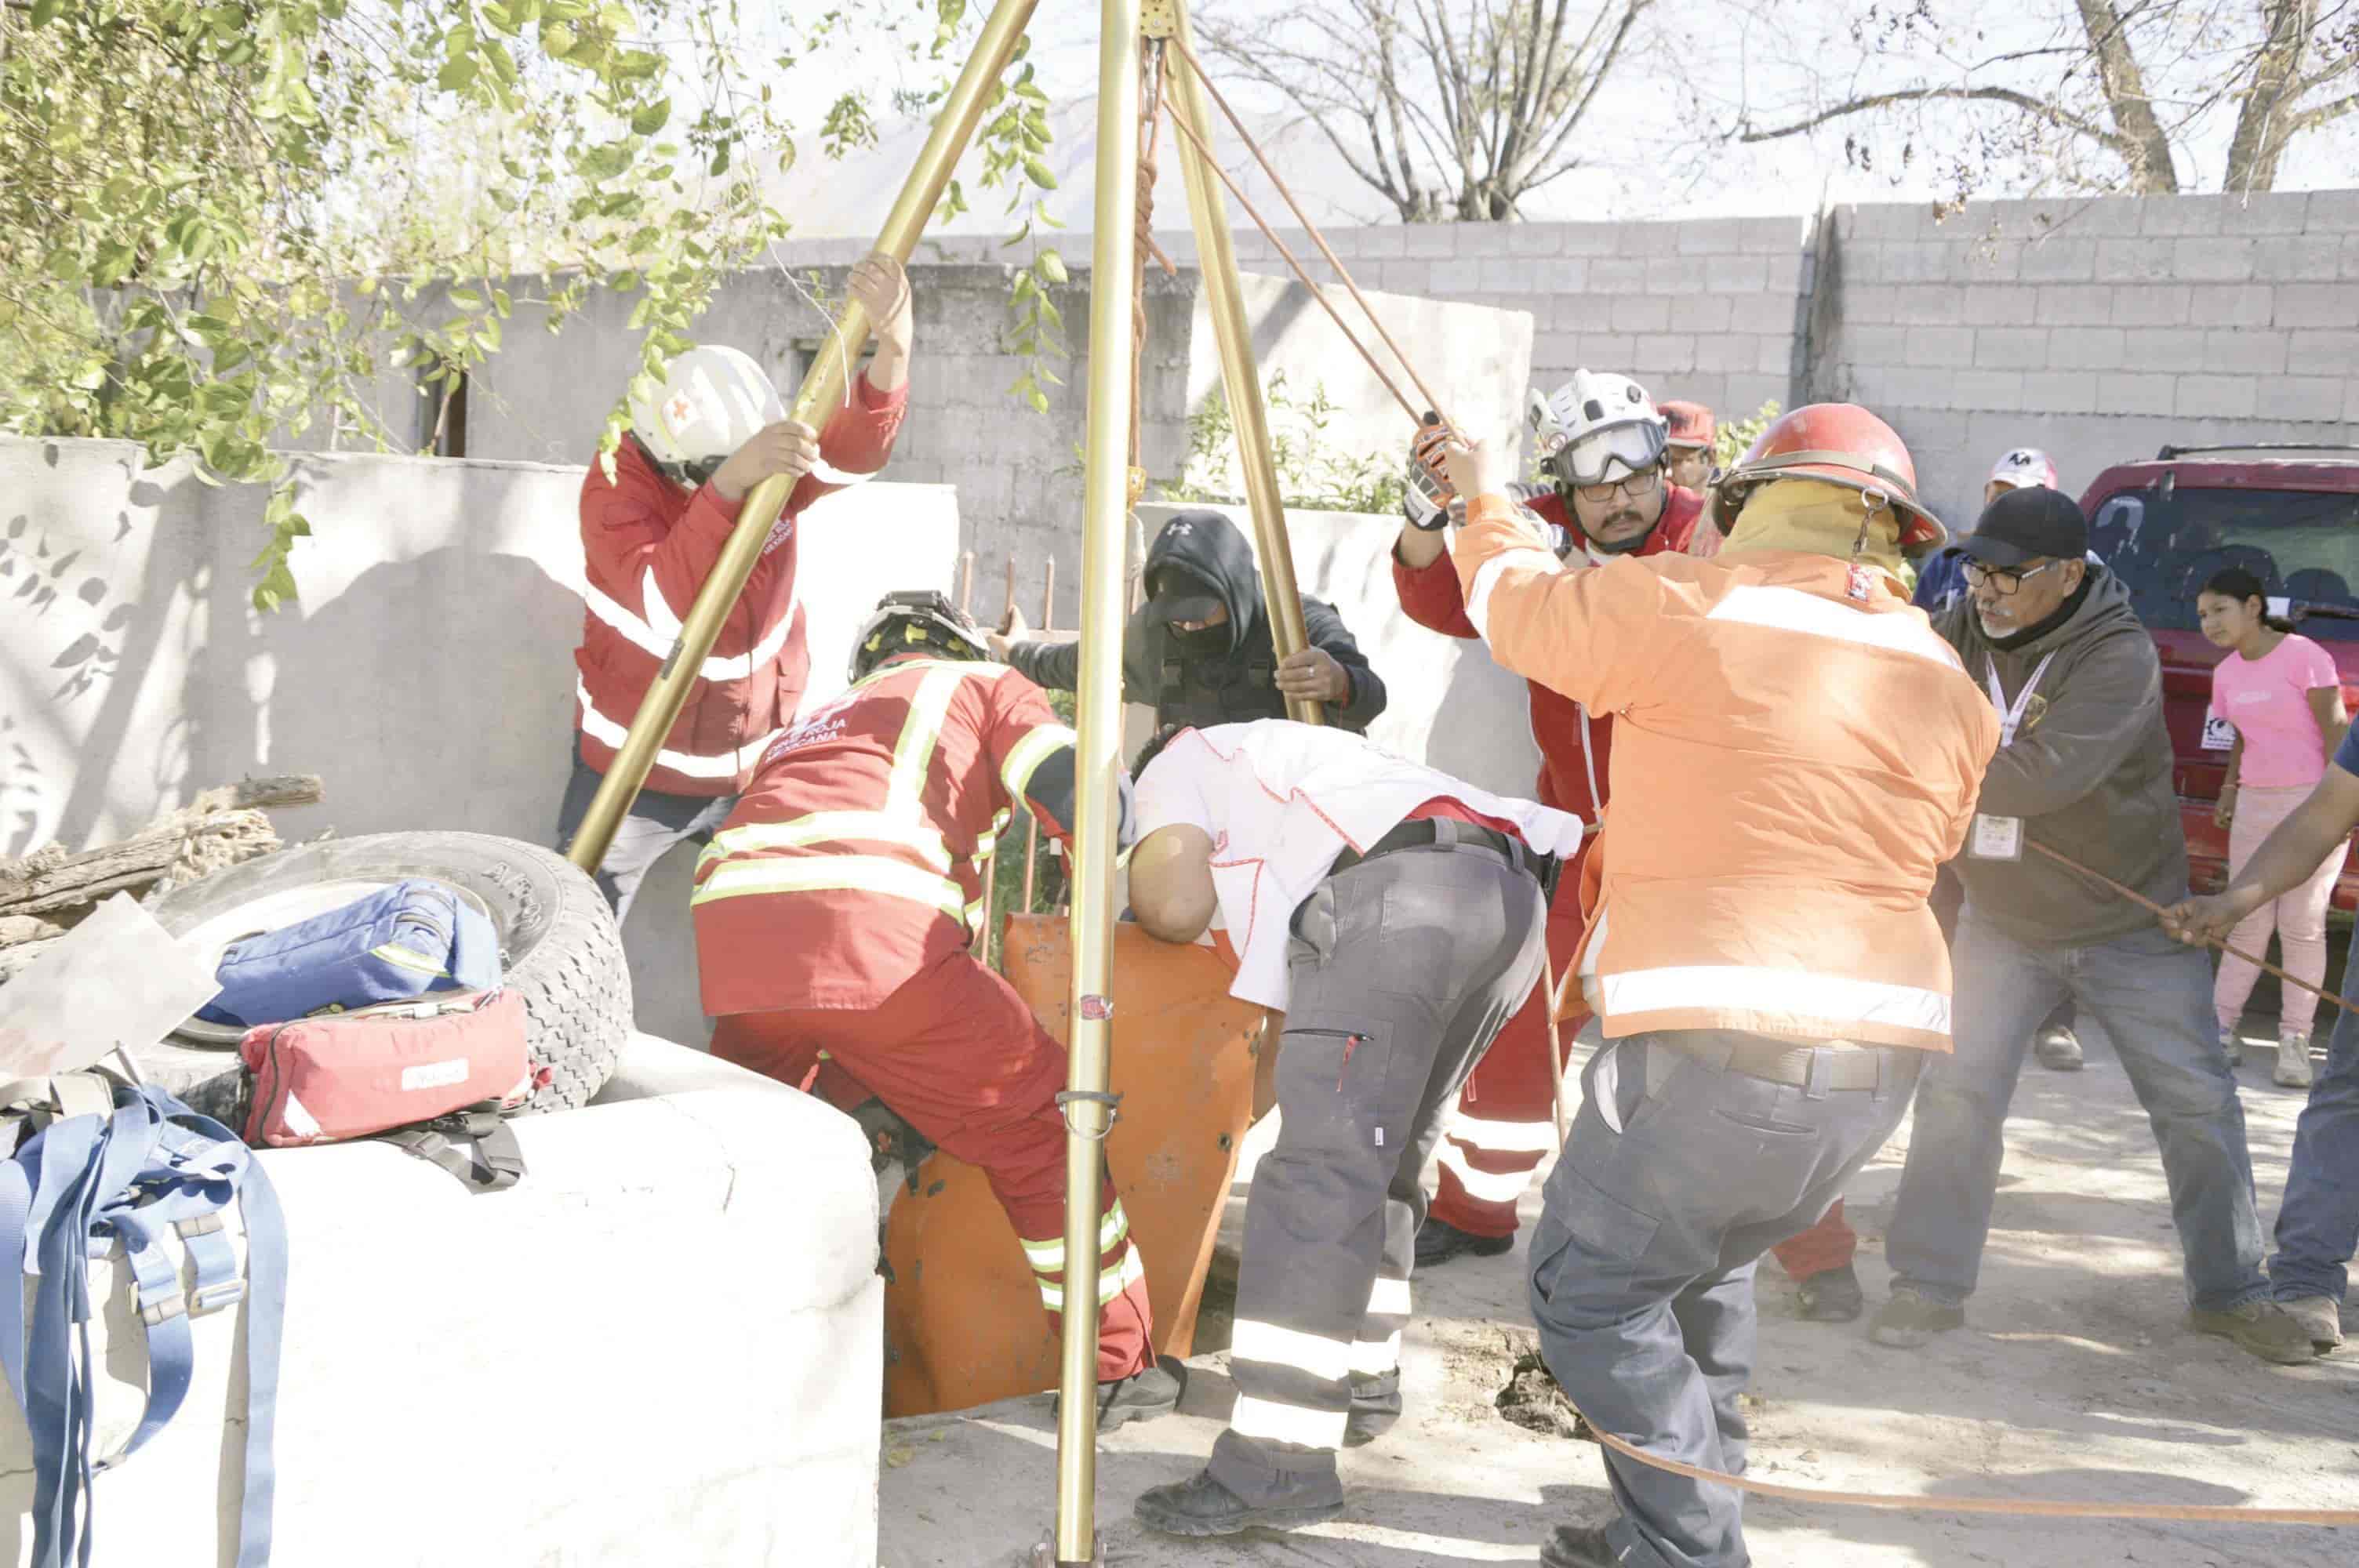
2028 839 2359 1014
1533 846 2359 1521
1129 42 1168 505
1158 80 1428 426
1167 34 1452 422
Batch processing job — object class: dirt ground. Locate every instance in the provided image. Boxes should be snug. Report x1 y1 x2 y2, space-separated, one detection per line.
879 1019 2358 1566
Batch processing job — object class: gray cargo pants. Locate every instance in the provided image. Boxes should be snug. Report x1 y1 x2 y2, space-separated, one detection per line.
1209 823 1549 1509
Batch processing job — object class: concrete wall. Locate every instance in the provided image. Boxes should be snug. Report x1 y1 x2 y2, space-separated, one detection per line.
1809 192 2359 525
0 436 959 1044
1188 213 1816 441
398 254 1530 630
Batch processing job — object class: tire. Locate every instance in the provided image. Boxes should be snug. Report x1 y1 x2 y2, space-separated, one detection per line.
144 832 631 1122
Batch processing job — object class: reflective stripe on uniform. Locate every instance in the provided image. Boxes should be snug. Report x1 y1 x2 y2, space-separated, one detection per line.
1602 964 1950 1034
700 811 953 875
1462 539 1559 643
1365 1276 1412 1319
1437 1141 1534 1203
580 568 797 682
1018 1203 1132 1271
1000 722 1076 804
578 681 778 782
889 666 970 815
1230 1320 1354 1383
1347 1330 1404 1377
1445 1109 1561 1156
1229 1395 1348 1451
690 855 966 919
1038 1241 1146 1312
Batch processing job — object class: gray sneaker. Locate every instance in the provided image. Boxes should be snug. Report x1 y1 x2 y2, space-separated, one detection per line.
2190 1299 2317 1365
2274 1035 2315 1090
1869 1287 1965 1348
2279 1294 2345 1353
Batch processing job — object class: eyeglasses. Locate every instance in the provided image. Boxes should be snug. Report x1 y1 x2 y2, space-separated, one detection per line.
1572 469 1663 504
1962 560 2056 597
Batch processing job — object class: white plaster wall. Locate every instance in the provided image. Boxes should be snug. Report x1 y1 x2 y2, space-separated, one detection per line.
0 1040 880 1567
0 436 959 1044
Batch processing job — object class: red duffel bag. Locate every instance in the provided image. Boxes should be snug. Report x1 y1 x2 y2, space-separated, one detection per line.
238 989 534 1190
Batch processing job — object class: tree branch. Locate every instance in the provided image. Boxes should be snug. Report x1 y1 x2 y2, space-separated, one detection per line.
1739 84 2137 161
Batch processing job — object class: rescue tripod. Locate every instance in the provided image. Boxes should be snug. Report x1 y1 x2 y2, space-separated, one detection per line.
555 1 1395 1559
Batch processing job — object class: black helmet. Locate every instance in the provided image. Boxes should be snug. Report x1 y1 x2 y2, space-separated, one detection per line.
848 589 987 681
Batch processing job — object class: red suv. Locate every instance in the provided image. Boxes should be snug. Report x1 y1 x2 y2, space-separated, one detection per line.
2084 445 2359 908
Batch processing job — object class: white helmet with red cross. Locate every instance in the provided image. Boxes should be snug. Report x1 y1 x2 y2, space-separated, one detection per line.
627 345 783 487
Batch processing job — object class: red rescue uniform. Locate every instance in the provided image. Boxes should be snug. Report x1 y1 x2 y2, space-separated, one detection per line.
571 373 908 797
1389 484 1858 1276
695 654 1154 1379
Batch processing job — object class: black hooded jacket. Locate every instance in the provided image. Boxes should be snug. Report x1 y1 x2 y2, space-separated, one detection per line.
1005 510 1387 732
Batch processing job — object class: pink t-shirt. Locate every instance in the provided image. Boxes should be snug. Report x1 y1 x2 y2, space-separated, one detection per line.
2208 633 2342 788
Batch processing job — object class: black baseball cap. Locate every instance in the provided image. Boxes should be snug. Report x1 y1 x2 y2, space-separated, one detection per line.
1954 485 2088 569
1145 569 1223 626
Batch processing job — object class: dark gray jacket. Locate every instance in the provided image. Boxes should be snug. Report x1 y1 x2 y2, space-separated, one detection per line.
1934 566 2186 946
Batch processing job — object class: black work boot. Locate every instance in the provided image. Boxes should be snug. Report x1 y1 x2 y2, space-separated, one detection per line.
1133 1468 1343 1537
1414 1218 1514 1268
1794 1262 1866 1323
1343 1369 1401 1446
1053 1355 1186 1432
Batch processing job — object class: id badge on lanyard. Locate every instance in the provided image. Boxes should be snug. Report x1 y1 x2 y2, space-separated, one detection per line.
1972 652 2057 861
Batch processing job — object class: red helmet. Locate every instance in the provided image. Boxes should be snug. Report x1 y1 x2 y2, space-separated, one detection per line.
1707 403 1946 551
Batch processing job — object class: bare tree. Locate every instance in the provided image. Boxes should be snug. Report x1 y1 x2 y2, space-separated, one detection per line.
1725 0 2358 196
1195 0 1656 221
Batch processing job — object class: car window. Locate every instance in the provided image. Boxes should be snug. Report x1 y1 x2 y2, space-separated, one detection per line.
2100 485 2359 640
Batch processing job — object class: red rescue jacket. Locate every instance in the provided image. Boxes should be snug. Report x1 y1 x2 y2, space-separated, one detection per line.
692 655 1079 1015
571 374 909 797
1391 485 1704 818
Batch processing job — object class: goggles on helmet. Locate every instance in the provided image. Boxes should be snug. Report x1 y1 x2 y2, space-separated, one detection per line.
1547 421 1666 489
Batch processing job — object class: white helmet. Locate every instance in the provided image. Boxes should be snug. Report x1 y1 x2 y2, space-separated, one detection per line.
627 345 783 486
1527 370 1667 489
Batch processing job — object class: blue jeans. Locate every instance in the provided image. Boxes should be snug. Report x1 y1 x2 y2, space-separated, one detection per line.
2270 935 2359 1303
1529 1033 1921 1568
1888 910 2269 1313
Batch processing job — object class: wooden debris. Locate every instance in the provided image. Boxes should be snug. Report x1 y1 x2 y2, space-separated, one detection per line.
0 773 324 930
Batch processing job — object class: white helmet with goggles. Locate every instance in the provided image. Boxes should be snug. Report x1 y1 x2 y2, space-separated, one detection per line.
1528 370 1668 493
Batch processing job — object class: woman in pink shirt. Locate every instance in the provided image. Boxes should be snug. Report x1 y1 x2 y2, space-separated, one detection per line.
2200 566 2350 1088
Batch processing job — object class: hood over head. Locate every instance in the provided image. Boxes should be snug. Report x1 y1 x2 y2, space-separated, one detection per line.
1143 510 1262 659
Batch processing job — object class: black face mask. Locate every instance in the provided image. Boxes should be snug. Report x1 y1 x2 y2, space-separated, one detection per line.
1170 622 1229 654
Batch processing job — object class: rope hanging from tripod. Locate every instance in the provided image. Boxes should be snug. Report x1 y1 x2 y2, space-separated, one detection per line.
1154 66 1446 430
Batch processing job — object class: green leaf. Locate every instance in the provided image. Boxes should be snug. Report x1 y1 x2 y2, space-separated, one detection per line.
631 97 671 136
449 286 485 309
1034 249 1067 285
438 56 481 92
30 0 66 25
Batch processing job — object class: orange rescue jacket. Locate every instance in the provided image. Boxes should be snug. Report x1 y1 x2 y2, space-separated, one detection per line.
1454 493 1999 1051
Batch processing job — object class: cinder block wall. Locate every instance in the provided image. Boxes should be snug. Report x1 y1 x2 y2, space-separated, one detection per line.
1806 192 2359 527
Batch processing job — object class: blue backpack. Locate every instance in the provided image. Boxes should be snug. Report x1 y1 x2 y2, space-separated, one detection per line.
198 879 501 1028
1 1079 287 1568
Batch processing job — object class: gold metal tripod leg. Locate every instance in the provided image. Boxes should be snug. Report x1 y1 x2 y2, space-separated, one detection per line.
1161 0 1321 725
562 0 1045 877
1051 0 1144 1559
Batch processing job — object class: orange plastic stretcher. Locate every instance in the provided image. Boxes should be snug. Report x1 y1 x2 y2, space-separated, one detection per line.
880 914 1265 1418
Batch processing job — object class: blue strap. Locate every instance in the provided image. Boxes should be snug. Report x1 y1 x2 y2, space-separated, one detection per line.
0 1158 31 1412
5 1088 287 1568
